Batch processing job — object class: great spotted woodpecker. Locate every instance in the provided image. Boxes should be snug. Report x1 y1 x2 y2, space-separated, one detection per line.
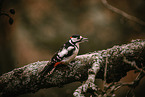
40 35 88 76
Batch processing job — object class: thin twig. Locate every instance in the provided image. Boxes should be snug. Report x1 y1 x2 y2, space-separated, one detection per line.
101 0 145 26
103 58 145 96
126 88 134 97
123 57 145 73
103 57 108 87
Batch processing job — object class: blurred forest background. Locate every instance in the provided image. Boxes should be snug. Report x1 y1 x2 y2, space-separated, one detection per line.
0 0 145 97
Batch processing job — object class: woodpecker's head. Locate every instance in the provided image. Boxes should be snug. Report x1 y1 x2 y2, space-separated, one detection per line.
70 35 88 44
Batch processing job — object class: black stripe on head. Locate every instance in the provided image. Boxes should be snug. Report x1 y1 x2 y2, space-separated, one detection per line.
72 35 80 39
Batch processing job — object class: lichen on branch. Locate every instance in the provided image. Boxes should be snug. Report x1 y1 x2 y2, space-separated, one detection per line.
0 39 145 97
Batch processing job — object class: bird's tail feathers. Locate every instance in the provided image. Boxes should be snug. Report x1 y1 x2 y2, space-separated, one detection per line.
39 64 55 76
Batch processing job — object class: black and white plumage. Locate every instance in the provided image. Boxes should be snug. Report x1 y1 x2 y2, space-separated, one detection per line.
39 35 88 76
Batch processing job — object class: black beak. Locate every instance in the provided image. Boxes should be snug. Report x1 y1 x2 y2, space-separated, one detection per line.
81 37 88 42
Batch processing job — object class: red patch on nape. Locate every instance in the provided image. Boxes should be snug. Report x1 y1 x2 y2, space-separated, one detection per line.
70 37 72 38
54 62 62 67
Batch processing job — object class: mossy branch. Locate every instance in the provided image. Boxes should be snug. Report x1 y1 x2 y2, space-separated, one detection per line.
0 39 145 97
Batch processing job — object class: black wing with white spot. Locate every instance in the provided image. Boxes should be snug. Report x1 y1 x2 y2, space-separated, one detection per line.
51 41 75 64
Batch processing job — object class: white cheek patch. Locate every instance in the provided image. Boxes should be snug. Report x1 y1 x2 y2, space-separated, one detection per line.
58 48 68 57
71 38 78 42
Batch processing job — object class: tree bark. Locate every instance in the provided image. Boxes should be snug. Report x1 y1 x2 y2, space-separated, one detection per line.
0 39 145 97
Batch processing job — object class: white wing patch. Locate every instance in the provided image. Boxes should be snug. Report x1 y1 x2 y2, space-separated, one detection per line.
58 48 68 57
62 46 79 63
58 46 74 57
